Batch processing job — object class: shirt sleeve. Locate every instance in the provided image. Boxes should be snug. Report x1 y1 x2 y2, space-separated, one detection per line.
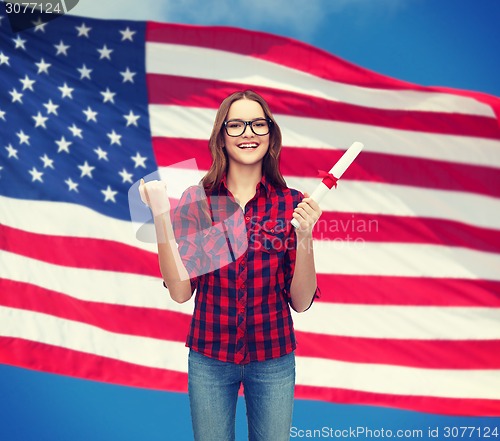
162 185 207 294
283 190 321 312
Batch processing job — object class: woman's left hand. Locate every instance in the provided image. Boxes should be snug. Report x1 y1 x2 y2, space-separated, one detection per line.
292 192 322 236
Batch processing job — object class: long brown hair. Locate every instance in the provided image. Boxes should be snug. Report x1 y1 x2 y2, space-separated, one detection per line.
201 90 287 192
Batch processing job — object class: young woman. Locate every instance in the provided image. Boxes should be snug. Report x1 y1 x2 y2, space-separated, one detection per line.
140 90 321 441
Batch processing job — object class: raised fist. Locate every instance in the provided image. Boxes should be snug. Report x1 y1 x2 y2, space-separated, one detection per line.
139 178 171 217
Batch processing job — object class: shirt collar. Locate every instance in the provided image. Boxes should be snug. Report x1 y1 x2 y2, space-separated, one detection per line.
219 172 272 197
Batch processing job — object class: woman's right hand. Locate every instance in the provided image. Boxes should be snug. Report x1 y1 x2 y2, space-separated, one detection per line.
139 178 171 217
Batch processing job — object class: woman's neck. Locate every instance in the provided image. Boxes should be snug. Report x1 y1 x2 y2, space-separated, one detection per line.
226 164 262 205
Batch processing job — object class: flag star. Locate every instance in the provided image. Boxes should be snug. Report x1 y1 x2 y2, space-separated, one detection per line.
20 75 36 91
29 167 44 182
0 52 9 65
9 88 23 103
58 82 74 99
43 99 59 115
120 67 136 83
120 27 136 42
124 110 140 127
54 40 70 56
107 130 122 146
0 109 5 121
65 177 79 192
6 144 19 159
55 136 72 153
101 185 118 203
97 44 113 60
94 146 109 161
78 161 95 178
100 88 116 103
75 22 91 37
35 58 51 74
131 152 147 168
77 64 92 80
68 124 83 138
119 168 133 184
32 17 48 32
13 35 27 50
33 112 48 128
83 106 98 122
17 130 30 145
40 154 55 169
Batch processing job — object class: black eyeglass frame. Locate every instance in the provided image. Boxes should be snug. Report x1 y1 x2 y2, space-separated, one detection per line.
223 118 273 137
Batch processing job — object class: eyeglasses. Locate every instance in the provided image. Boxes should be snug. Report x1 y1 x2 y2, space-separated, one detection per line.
223 118 272 137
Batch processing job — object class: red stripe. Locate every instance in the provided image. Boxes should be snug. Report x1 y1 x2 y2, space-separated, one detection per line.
0 337 188 393
2 279 499 370
295 385 500 417
145 22 500 123
0 279 189 342
295 333 500 369
147 74 500 139
152 137 500 199
317 274 500 307
0 224 159 276
1 337 497 416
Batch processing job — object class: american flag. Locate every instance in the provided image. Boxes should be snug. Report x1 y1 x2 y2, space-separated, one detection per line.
1 8 499 417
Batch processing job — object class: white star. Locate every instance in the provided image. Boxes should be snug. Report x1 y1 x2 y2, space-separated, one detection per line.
101 185 118 203
13 35 27 50
75 23 91 38
120 67 136 83
107 130 122 146
33 112 48 128
43 100 59 115
94 146 109 161
20 75 36 91
54 40 70 56
58 82 74 99
131 152 147 168
68 124 83 138
100 88 116 104
0 109 5 121
78 161 95 178
17 130 30 145
35 58 51 74
40 154 55 169
9 89 23 103
29 167 44 182
83 106 98 122
97 44 113 60
55 136 72 153
32 17 48 33
65 178 79 192
77 64 92 80
5 144 18 159
124 110 140 127
120 27 136 42
118 168 133 184
0 52 9 66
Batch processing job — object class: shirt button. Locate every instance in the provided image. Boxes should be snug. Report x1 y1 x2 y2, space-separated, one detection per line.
241 283 246 289
245 216 250 221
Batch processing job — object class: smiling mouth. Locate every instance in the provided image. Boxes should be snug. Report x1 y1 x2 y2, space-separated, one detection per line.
238 143 259 149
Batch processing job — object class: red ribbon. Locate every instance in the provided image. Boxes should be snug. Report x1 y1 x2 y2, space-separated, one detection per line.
318 170 338 189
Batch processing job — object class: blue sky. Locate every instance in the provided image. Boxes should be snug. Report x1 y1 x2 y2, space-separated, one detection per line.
2 1 499 440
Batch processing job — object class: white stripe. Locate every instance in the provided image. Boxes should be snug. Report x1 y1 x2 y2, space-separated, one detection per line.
1 307 498 399
149 104 500 169
313 241 500 281
296 356 500 400
146 43 495 118
2 249 499 340
292 304 500 340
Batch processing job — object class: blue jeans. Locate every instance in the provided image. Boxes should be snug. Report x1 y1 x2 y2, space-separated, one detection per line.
188 349 295 441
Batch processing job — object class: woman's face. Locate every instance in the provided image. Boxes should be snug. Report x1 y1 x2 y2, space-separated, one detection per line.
223 99 270 169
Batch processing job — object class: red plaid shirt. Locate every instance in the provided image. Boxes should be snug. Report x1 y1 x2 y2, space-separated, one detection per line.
170 174 320 364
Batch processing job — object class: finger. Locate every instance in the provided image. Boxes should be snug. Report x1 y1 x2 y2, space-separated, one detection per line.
139 179 147 205
296 201 315 218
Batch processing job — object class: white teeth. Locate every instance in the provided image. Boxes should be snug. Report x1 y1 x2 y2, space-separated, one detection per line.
239 144 258 148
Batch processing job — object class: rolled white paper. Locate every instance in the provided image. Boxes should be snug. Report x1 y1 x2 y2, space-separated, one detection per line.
291 141 364 228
